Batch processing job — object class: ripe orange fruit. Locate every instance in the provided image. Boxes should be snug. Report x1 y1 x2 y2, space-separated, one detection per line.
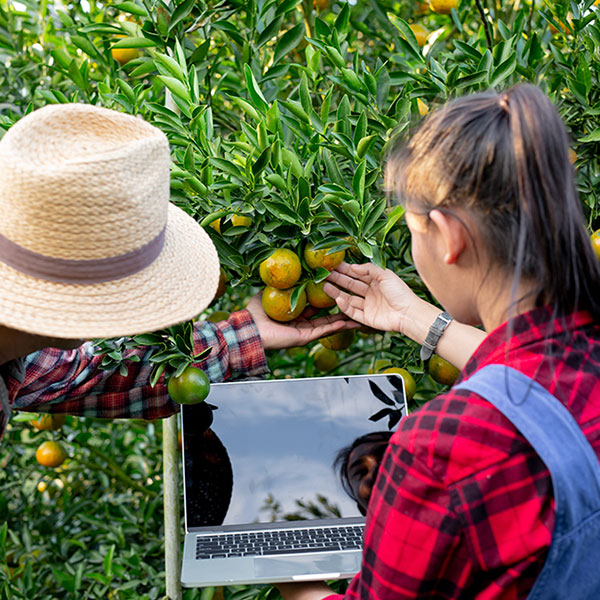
304 243 345 271
262 285 307 322
36 441 67 468
382 367 417 401
591 229 600 261
259 248 302 289
313 346 339 372
167 366 211 405
320 330 355 351
430 0 457 14
207 310 230 323
428 354 461 386
111 36 140 65
306 281 336 308
410 24 429 47
31 413 66 431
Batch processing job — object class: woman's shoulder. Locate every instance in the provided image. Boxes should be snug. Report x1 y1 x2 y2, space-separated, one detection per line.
390 387 522 485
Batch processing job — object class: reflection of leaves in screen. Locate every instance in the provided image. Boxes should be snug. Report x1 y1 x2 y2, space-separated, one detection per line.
260 493 341 522
369 379 406 430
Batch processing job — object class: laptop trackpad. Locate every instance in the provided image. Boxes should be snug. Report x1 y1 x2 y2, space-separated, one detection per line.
254 553 360 579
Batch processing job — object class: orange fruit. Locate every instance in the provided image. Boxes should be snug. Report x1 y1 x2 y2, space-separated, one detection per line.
230 213 252 228
207 310 230 323
569 148 577 164
31 413 66 431
430 0 457 14
259 248 302 289
428 354 461 386
304 243 345 271
382 367 417 401
285 346 305 358
591 229 600 261
36 441 67 468
313 346 339 372
320 330 355 351
306 281 336 308
262 285 307 322
111 36 140 65
313 0 328 9
410 24 429 47
167 366 211 405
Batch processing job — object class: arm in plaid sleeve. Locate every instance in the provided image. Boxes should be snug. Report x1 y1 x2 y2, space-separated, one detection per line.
12 309 268 420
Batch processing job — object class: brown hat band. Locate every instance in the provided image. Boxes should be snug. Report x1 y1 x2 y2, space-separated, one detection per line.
0 227 166 285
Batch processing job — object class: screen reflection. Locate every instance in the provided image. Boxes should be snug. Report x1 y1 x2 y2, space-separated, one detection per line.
182 374 406 528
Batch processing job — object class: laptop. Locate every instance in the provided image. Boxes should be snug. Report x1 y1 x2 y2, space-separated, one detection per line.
180 373 408 587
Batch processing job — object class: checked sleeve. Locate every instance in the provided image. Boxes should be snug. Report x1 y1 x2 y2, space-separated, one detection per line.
10 308 268 422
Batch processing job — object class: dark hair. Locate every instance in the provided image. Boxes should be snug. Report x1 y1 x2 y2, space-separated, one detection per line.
385 84 600 321
333 431 392 503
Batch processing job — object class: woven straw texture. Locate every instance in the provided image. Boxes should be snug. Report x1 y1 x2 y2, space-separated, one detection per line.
0 104 220 339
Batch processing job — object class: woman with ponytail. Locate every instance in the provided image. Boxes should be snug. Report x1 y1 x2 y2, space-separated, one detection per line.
276 84 600 598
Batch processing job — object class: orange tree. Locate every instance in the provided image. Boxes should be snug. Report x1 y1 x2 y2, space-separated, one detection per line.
1 0 600 598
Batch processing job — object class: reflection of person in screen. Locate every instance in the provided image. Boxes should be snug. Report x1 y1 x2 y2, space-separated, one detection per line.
334 431 392 516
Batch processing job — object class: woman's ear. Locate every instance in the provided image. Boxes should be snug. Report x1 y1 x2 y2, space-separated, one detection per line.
429 209 467 265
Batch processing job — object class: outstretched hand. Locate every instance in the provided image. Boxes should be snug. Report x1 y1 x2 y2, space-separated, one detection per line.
245 293 359 351
323 262 420 335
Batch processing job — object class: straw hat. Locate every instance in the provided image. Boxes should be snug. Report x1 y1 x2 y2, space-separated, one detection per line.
0 103 220 339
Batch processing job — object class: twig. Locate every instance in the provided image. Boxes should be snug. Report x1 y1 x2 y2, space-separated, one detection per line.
475 0 494 49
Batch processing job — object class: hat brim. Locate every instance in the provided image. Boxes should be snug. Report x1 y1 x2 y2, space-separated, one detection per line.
0 204 221 340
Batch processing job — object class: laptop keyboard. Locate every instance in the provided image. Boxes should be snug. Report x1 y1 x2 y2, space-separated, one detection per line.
195 524 364 559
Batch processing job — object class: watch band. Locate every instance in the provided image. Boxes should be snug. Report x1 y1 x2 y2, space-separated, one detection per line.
420 311 453 361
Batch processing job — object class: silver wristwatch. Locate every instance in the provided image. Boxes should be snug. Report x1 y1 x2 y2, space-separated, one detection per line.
420 311 453 361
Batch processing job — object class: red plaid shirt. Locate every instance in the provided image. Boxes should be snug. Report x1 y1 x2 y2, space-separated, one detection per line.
328 307 600 599
1 309 267 439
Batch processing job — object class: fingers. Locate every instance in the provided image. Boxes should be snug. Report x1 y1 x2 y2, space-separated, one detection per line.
335 261 383 281
324 273 369 297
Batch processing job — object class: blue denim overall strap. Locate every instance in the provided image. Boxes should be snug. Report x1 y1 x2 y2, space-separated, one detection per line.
454 364 600 599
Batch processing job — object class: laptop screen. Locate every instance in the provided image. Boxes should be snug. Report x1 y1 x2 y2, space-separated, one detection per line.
182 374 407 529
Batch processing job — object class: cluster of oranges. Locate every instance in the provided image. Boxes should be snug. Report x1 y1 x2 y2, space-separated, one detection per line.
259 244 345 322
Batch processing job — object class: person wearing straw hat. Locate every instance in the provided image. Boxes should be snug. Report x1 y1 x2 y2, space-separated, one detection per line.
0 103 355 439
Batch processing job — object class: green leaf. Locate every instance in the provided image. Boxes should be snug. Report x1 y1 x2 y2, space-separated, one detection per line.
313 267 330 284
353 160 366 202
579 128 600 142
384 205 405 237
158 76 191 102
244 65 269 113
115 2 148 17
489 53 517 88
273 23 304 65
154 53 186 80
290 281 308 312
111 36 158 48
168 0 196 32
252 146 272 177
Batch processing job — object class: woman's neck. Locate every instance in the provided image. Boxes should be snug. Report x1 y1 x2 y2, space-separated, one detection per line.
478 276 539 333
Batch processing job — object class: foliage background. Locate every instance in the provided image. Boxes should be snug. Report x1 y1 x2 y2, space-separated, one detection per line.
1 0 599 598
